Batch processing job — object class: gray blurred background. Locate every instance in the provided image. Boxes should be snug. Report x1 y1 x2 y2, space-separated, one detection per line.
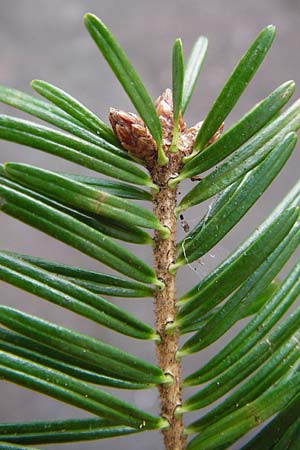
0 0 299 449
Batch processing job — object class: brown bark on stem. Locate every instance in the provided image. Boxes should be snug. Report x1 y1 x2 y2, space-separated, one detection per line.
109 88 196 449
152 155 185 450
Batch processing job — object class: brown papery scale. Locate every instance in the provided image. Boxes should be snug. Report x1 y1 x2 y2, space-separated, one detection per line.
109 88 224 170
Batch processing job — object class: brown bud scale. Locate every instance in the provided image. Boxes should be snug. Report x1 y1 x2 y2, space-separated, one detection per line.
109 89 224 170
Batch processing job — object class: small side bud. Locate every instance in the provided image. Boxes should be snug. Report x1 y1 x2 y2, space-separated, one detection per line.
109 108 158 165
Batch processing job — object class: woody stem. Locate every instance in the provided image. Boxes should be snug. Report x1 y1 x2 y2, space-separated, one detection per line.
152 155 185 450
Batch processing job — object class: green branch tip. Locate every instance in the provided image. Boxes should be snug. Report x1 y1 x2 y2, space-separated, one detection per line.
267 24 276 33
84 12 94 21
84 12 163 157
